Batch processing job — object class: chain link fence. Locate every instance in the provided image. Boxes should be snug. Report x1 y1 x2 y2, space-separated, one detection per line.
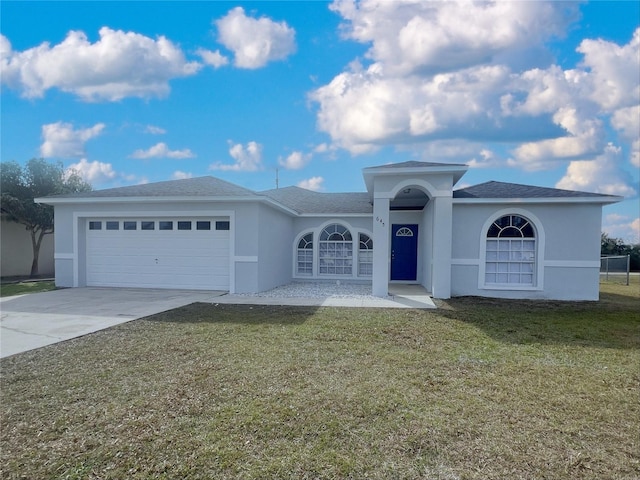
600 255 631 285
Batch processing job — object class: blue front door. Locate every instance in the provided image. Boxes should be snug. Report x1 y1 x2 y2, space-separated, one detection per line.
391 224 418 281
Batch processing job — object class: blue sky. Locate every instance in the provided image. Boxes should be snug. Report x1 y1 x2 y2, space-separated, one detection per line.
2 0 639 242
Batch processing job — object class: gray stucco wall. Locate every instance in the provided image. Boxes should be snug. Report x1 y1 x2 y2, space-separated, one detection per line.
450 202 603 300
1 216 55 277
256 204 294 292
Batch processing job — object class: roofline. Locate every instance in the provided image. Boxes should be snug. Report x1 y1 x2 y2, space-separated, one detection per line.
35 195 301 216
452 196 623 205
297 213 372 218
363 163 468 193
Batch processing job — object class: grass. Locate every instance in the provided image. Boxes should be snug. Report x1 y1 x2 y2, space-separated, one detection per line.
0 280 56 297
1 282 638 479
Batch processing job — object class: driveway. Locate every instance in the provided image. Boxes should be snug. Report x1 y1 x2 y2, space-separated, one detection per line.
0 287 224 358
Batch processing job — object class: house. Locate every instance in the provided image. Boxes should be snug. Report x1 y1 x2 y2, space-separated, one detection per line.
37 161 621 300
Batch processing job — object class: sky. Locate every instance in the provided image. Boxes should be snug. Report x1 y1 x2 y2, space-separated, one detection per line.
1 0 639 243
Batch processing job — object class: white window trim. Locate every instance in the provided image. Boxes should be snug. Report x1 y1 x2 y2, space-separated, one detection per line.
478 208 545 291
291 221 374 281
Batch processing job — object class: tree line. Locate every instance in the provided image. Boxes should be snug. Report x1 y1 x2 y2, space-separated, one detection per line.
601 233 640 271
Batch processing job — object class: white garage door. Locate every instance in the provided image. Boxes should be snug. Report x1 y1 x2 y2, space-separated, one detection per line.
86 218 230 290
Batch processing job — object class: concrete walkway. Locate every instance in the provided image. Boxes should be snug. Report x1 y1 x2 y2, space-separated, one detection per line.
0 287 223 358
1 284 435 359
214 283 436 309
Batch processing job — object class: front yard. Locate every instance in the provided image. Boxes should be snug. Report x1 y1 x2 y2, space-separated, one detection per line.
1 281 638 479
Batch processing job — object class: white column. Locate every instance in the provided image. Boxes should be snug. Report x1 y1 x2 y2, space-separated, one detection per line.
431 195 453 299
372 196 390 297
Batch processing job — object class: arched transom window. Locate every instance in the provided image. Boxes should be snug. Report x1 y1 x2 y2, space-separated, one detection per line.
485 215 536 285
358 233 373 277
297 233 313 275
319 223 353 275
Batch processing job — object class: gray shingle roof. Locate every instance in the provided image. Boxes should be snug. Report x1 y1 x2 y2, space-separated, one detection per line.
453 181 617 199
44 176 257 199
260 186 372 214
363 160 467 170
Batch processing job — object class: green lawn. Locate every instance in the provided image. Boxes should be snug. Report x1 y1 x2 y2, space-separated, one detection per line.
0 280 56 297
1 282 638 479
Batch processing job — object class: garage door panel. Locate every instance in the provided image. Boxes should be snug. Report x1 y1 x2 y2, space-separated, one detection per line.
86 217 230 290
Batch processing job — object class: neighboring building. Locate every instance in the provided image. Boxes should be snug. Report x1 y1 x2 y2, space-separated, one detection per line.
37 161 620 300
0 214 55 278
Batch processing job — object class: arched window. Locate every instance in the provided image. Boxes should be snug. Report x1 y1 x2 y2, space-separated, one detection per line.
358 233 373 277
485 215 535 285
319 224 353 275
297 233 313 275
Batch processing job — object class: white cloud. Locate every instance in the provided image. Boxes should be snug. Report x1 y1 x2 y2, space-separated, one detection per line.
40 122 105 158
555 144 638 198
196 48 229 68
311 1 638 183
298 176 324 191
66 158 116 185
210 141 263 171
144 125 166 135
1 28 201 101
171 170 193 180
610 105 640 167
278 151 311 170
603 214 640 245
129 142 195 159
510 107 604 170
215 7 296 69
577 28 640 112
330 0 577 75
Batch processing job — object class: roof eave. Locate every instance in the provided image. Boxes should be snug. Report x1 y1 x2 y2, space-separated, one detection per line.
363 164 469 194
452 196 623 205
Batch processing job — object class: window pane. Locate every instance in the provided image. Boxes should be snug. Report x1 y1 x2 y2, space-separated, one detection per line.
215 221 230 231
178 221 192 230
159 221 173 230
89 221 102 230
106 221 119 230
197 221 211 230
141 221 155 230
124 221 137 230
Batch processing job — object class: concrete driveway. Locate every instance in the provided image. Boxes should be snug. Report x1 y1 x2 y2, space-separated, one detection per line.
0 287 224 358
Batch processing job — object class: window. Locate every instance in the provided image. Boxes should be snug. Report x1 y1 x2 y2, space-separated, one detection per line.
141 221 155 230
197 221 211 230
319 223 353 275
215 221 230 231
297 233 313 276
396 227 414 237
178 221 192 230
159 221 173 230
485 215 535 286
89 221 102 230
358 234 373 277
106 221 119 230
123 221 137 230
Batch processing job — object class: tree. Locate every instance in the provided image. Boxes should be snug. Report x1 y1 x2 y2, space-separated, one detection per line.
601 232 640 271
1 159 92 277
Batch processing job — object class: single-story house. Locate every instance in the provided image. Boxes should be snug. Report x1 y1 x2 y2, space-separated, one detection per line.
37 161 621 300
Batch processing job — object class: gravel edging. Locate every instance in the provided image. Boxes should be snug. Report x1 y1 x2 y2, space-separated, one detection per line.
235 282 386 299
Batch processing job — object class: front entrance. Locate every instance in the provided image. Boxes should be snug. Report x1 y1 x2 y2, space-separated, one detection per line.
391 224 418 281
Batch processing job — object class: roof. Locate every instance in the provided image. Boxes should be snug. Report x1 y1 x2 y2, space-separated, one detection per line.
363 160 468 194
41 176 257 199
363 160 467 170
453 181 621 201
260 186 372 214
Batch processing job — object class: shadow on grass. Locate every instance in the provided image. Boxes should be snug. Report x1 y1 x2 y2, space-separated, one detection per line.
145 302 317 326
438 293 640 350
